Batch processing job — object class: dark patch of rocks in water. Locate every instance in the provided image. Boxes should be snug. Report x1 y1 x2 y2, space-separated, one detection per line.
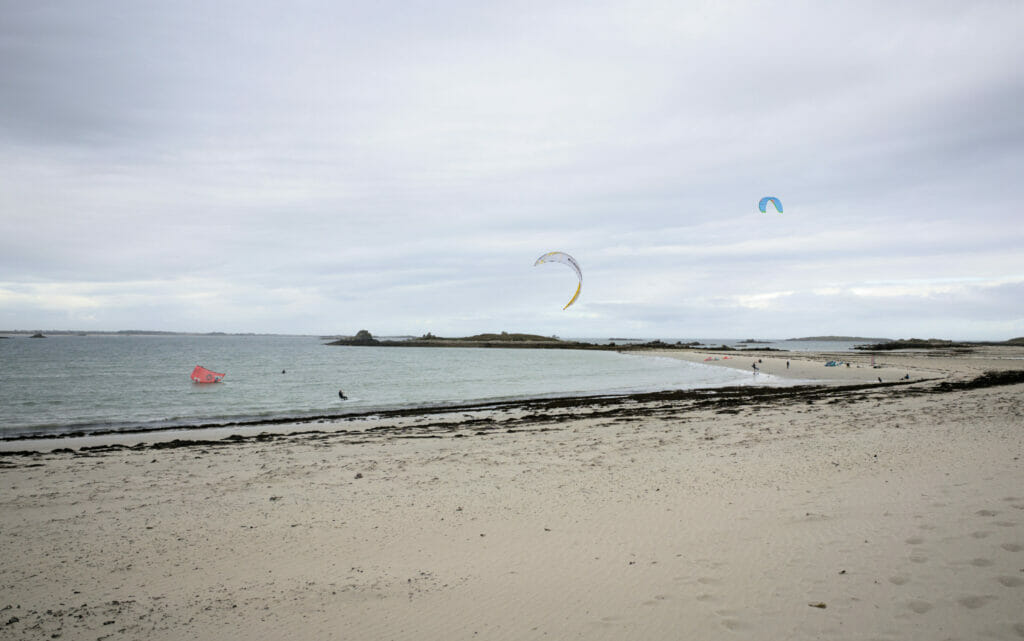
328 329 380 346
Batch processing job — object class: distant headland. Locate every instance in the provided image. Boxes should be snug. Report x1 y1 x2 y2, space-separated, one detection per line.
328 330 600 349
326 330 775 352
853 337 1024 350
787 336 892 342
325 331 1024 353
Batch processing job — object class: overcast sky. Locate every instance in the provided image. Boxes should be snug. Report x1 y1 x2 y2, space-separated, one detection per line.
2 1 1022 339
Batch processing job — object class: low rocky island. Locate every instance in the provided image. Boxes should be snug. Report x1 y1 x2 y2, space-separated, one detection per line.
327 331 777 351
855 337 1024 351
328 330 591 349
788 335 892 342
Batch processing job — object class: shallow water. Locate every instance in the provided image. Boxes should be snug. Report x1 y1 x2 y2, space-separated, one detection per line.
0 334 798 438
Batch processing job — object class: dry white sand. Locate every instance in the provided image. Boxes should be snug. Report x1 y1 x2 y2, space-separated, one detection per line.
1 349 1023 640
659 347 954 384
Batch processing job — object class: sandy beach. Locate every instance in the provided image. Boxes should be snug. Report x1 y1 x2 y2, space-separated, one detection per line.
2 348 1023 640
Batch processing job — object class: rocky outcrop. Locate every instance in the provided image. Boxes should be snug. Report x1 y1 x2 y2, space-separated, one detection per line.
327 329 380 346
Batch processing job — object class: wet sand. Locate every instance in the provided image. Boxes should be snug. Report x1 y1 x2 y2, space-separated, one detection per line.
1 349 1023 640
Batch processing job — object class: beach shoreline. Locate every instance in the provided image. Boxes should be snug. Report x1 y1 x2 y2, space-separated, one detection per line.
1 350 1023 640
0 346 976 452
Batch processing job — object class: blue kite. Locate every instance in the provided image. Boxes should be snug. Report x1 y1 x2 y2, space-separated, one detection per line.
759 196 783 213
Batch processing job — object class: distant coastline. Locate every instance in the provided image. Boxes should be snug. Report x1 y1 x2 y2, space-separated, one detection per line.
326 331 1024 353
787 335 892 342
854 337 1024 350
329 331 637 351
4 330 1021 350
0 330 309 337
326 331 771 352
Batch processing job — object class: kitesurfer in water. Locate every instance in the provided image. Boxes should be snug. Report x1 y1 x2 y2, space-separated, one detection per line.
338 389 347 400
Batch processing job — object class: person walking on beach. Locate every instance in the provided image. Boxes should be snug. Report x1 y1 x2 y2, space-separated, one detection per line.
786 360 790 369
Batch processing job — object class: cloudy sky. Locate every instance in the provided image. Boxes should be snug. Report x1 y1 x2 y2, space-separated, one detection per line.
2 1 1022 339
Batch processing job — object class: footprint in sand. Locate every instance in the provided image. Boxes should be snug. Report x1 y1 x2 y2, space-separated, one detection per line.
714 609 748 631
996 576 1023 588
977 509 1000 517
889 575 910 586
1001 543 1023 552
1013 622 1024 639
957 595 996 609
970 558 994 567
907 600 932 614
909 553 928 564
720 618 748 631
994 521 1017 527
905 536 925 545
971 531 992 539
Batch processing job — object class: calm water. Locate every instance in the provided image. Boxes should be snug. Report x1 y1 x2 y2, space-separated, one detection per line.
0 334 841 439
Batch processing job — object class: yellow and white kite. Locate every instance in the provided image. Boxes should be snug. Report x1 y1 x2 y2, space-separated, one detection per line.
534 251 582 309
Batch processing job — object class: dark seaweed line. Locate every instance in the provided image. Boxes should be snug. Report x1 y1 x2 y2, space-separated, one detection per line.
3 371 1022 460
0 383 848 442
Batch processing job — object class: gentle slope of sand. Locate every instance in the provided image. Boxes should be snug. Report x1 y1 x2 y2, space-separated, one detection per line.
1 348 1022 640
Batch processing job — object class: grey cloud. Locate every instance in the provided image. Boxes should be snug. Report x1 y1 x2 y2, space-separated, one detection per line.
2 1 1023 338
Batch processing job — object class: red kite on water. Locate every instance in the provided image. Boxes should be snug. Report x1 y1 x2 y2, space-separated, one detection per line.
190 365 225 384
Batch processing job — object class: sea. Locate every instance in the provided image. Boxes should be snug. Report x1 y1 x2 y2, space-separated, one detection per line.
0 334 864 441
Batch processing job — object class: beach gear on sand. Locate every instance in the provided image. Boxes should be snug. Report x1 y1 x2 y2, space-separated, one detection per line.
534 251 583 309
190 365 225 383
